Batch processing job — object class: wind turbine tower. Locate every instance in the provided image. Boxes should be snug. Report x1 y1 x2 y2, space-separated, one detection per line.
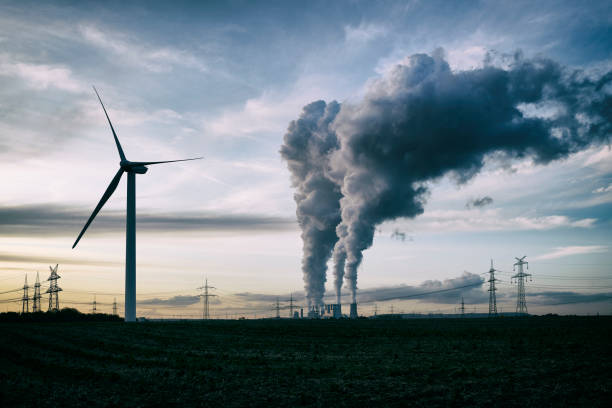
512 256 531 314
72 87 202 322
488 259 498 316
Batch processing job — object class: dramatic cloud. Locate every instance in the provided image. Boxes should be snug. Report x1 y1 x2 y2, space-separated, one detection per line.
356 272 485 304
466 196 494 209
139 295 206 307
233 291 306 304
233 272 484 305
0 204 296 236
530 291 612 306
282 50 611 305
0 252 121 267
414 211 596 232
533 245 608 260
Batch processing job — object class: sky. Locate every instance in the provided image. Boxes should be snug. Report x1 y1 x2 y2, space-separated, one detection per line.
0 0 610 318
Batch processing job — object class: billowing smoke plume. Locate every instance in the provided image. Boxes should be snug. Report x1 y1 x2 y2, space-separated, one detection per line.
280 101 341 308
282 50 611 305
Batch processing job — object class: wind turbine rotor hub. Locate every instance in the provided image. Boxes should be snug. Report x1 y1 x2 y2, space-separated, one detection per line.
120 161 149 174
131 165 148 174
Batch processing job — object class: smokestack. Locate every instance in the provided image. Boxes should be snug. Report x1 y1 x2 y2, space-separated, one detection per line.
350 303 358 319
333 303 342 318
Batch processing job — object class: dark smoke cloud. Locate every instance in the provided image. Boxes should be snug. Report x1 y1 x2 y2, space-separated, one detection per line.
282 49 610 305
280 101 342 307
466 196 494 209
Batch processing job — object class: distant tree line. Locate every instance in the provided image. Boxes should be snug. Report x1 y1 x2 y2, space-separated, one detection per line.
0 308 122 322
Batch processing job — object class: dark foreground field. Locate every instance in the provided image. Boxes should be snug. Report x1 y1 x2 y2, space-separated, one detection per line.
1 316 611 407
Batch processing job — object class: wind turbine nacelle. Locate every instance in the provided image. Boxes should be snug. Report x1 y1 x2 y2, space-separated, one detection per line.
132 165 148 174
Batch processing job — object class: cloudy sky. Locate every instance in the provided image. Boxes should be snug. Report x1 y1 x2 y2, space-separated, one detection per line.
0 0 610 317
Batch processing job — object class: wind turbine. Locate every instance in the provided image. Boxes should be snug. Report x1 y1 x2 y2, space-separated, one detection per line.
73 87 202 322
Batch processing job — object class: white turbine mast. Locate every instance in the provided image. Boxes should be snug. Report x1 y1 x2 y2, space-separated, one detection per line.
72 86 202 322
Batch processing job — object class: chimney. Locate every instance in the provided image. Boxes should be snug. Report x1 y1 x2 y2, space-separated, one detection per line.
350 303 358 319
333 304 342 318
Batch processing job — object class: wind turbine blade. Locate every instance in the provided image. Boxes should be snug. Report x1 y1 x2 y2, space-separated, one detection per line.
131 157 203 166
93 86 127 161
72 169 124 249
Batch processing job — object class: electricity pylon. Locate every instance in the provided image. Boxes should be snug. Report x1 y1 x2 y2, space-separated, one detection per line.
488 259 498 316
33 272 42 313
92 295 97 314
512 256 531 314
113 297 118 315
46 264 62 311
21 275 29 314
198 278 216 319
288 293 295 318
460 296 465 317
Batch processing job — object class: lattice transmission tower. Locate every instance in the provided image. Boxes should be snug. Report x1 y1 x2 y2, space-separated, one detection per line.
488 259 499 316
512 256 531 314
288 293 295 318
113 297 118 315
198 278 216 319
46 264 62 311
21 274 29 314
32 272 42 313
92 295 97 314
460 296 465 317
